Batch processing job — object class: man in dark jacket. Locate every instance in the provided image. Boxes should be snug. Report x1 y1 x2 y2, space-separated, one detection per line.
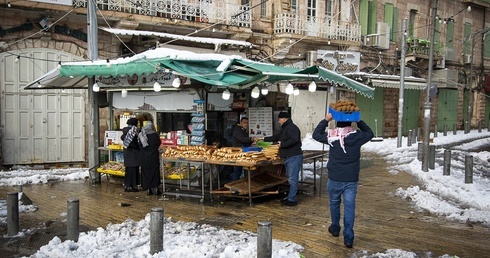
263 111 303 206
231 117 256 181
121 117 140 192
312 113 373 249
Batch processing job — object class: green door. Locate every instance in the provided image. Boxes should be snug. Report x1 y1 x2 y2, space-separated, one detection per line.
402 89 420 135
437 89 459 130
356 88 384 137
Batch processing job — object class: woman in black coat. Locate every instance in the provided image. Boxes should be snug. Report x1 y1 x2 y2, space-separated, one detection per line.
138 121 161 195
121 117 140 192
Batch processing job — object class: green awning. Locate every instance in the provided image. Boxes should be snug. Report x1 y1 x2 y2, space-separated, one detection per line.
318 66 374 99
158 59 268 88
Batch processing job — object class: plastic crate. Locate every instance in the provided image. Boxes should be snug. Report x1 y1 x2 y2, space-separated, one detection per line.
242 147 263 152
329 107 360 122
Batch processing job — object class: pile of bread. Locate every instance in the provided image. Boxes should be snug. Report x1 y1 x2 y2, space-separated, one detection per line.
99 161 125 172
162 145 279 163
329 100 360 112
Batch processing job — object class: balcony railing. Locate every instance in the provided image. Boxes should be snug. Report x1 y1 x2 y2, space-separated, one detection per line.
273 13 361 42
406 37 444 56
73 0 251 28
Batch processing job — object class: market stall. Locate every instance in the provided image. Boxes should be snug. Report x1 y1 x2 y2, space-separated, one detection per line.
161 145 286 204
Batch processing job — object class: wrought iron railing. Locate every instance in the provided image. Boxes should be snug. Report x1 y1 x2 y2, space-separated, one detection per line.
273 13 361 42
73 0 251 28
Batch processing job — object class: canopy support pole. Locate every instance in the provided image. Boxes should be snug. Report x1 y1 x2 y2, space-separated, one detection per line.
88 0 100 182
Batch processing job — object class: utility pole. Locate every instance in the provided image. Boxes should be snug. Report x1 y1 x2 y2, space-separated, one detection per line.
422 0 438 172
397 19 407 148
87 0 100 181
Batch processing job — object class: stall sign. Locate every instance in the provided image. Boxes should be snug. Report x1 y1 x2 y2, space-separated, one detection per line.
104 131 123 147
248 107 273 137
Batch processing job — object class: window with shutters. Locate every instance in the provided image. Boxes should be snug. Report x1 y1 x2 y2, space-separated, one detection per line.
409 9 417 38
325 0 333 17
260 0 266 17
360 0 377 36
464 22 471 55
307 0 317 21
383 3 398 41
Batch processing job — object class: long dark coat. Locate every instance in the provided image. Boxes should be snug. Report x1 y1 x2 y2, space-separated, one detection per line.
139 132 161 168
121 126 140 167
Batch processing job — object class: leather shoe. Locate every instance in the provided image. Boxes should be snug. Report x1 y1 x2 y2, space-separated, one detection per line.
328 226 339 237
281 200 297 206
125 187 138 192
280 197 288 204
344 242 353 248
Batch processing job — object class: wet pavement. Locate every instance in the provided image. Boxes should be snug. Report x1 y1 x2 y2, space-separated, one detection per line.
0 151 489 257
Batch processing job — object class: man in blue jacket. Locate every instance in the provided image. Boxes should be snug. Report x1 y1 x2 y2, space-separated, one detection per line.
263 111 303 206
312 113 373 248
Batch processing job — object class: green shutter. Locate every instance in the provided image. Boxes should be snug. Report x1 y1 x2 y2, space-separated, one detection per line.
384 3 394 40
446 21 454 49
368 0 377 35
464 22 471 55
360 0 369 36
484 31 490 58
392 8 398 41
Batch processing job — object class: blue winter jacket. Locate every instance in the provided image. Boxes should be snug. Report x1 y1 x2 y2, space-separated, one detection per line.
312 120 374 182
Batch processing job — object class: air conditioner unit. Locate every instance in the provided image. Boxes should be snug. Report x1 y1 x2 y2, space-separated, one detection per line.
363 22 390 50
376 22 390 50
435 55 446 69
463 54 472 64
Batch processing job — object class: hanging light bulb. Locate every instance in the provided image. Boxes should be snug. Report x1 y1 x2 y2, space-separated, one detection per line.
308 81 317 92
293 88 300 96
61 89 65 93
121 89 128 98
172 77 181 88
467 6 471 12
329 86 334 94
285 82 294 95
106 59 111 68
261 86 268 95
15 56 19 63
251 86 260 98
92 82 100 92
153 81 161 92
222 89 231 100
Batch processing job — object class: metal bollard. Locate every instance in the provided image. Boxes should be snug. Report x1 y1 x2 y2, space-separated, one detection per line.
443 124 447 136
407 130 412 147
429 145 436 170
478 121 482 133
453 124 457 135
67 198 79 242
417 127 421 142
417 142 423 161
434 125 438 137
443 149 451 176
150 208 164 254
465 155 473 184
464 121 469 134
412 128 416 142
257 221 272 258
7 192 19 236
19 184 22 193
